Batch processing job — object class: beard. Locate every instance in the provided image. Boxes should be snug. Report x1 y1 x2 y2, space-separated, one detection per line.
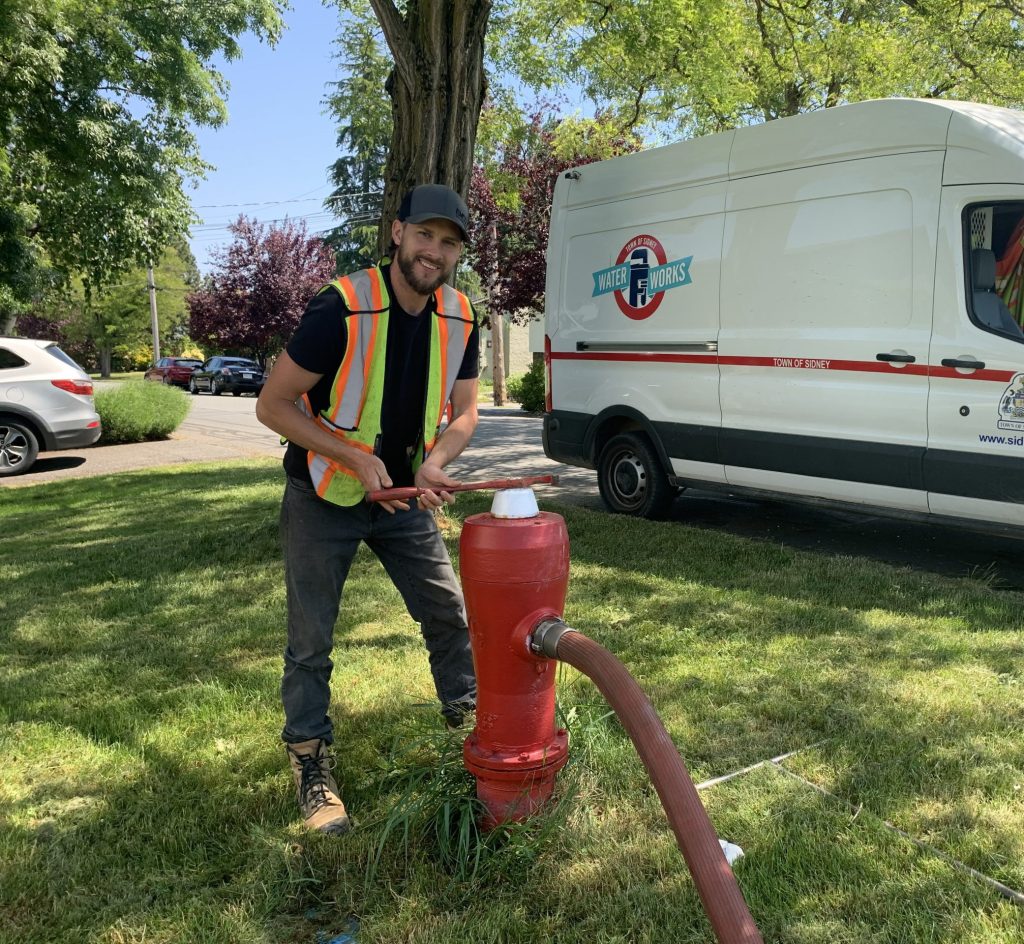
395 241 452 296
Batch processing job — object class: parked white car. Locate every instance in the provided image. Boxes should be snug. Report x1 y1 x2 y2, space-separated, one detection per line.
0 337 102 476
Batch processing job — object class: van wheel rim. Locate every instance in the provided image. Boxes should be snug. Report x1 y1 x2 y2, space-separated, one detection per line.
608 450 647 509
0 426 29 470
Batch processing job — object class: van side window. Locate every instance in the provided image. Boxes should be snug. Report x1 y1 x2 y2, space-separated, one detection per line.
965 203 1024 341
0 348 27 369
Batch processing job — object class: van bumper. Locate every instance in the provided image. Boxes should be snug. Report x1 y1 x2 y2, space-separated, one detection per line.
543 411 594 468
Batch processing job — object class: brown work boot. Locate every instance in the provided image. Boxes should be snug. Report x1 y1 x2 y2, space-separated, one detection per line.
285 739 351 835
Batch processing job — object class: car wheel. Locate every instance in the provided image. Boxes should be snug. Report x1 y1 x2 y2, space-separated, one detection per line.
189 378 198 395
232 390 241 397
597 431 676 519
0 419 40 477
162 375 172 384
211 378 222 396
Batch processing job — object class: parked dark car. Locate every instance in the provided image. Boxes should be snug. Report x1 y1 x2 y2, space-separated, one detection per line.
144 357 203 387
188 356 266 396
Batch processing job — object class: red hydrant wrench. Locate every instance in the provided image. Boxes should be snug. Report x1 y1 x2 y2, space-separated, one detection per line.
366 474 559 504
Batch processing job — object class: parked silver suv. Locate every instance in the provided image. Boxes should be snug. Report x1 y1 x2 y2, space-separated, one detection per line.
0 337 102 476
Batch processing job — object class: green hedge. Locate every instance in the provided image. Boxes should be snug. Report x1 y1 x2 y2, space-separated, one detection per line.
505 358 545 412
94 381 191 444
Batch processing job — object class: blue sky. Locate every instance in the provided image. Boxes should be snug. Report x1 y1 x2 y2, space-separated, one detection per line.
187 2 343 274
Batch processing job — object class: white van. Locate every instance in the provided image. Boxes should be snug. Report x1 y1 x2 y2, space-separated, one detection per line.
542 98 1024 530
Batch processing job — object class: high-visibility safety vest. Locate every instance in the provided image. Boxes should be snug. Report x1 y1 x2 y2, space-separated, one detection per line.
305 263 475 506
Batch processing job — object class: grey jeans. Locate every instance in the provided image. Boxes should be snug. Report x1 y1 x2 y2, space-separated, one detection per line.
279 475 476 744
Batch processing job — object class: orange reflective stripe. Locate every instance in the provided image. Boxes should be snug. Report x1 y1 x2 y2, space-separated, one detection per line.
333 276 359 310
369 270 384 311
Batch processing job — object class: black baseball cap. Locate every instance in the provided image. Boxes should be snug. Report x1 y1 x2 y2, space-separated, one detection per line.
397 184 470 241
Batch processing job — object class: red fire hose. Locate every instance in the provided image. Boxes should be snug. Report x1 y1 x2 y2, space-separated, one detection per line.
367 474 559 503
531 619 764 944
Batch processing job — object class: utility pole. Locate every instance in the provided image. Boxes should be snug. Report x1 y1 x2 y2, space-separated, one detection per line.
147 264 160 364
490 224 506 406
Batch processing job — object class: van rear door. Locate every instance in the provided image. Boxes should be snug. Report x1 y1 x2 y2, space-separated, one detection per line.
545 137 728 484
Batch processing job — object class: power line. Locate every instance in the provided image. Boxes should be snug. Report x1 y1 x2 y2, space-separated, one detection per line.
193 183 336 209
194 186 381 214
194 196 323 210
191 210 338 233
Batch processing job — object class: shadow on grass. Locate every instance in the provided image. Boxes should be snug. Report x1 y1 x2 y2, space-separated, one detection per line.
3 468 1024 940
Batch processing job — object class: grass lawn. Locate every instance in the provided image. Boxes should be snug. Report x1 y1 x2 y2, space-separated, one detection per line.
2 462 1024 943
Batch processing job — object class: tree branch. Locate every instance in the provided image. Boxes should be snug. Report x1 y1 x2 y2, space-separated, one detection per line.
367 0 415 90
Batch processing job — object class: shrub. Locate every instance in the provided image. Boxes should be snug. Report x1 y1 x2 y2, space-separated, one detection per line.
176 343 205 361
112 342 154 372
505 358 545 412
94 381 191 444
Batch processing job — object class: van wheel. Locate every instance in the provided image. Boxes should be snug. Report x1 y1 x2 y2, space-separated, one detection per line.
0 419 40 476
598 432 675 519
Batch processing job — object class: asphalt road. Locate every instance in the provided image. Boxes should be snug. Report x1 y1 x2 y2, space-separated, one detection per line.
7 389 1024 589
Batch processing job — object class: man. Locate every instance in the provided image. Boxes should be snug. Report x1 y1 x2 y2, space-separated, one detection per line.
256 184 479 835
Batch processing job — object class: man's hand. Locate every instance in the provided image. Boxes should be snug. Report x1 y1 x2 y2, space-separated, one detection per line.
354 453 409 514
414 461 460 510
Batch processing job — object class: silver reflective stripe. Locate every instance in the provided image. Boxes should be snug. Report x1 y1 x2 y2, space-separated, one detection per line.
308 452 333 493
328 269 382 431
440 284 473 404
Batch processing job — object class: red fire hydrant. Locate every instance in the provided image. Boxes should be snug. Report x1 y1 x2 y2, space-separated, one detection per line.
460 489 570 827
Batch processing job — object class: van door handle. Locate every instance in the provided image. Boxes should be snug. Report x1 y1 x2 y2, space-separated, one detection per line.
876 352 916 363
941 357 986 370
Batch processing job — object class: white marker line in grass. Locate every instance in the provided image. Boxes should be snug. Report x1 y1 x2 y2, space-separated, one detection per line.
694 740 829 791
770 764 1024 908
694 740 1024 907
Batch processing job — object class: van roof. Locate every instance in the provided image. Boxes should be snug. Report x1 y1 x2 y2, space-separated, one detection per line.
561 99 1024 205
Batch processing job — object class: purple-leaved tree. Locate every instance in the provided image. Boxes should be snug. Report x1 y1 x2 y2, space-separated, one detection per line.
188 217 337 366
468 114 638 326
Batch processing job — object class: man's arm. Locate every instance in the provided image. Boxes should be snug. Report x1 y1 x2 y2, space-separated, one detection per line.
256 351 395 496
413 377 479 506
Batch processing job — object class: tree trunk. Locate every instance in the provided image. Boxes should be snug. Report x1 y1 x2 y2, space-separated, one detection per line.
369 0 492 256
98 344 112 379
489 223 506 405
0 310 16 335
491 311 506 406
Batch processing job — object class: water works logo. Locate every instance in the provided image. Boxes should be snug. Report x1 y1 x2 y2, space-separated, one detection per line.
591 234 693 321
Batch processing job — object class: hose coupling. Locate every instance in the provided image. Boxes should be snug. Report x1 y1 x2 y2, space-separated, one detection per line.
530 617 578 659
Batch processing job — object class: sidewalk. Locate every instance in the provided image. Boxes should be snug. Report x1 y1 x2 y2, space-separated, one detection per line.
0 404 599 504
0 433 283 489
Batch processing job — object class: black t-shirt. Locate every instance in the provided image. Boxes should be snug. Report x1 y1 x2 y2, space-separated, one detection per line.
283 264 479 487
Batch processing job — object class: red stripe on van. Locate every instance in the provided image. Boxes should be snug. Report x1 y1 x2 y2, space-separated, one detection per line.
550 350 1016 382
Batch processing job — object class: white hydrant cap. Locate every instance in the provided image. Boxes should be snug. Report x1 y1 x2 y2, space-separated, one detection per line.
490 487 540 519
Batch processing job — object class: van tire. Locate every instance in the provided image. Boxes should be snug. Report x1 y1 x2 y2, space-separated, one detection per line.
597 432 675 519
